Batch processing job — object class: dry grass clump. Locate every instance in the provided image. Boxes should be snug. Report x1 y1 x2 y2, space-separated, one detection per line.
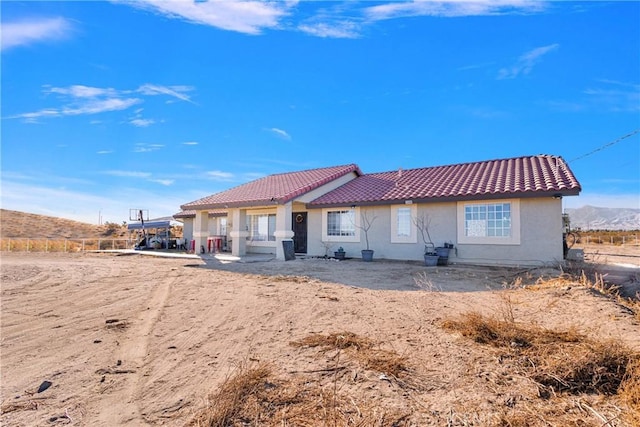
290 332 409 378
442 311 640 423
189 333 413 427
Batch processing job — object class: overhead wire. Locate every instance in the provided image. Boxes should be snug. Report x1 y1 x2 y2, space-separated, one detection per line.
568 129 640 163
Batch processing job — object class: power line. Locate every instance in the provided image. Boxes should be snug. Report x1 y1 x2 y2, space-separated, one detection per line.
568 129 640 163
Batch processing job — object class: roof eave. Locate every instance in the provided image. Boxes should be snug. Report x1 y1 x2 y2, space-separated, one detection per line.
306 189 581 209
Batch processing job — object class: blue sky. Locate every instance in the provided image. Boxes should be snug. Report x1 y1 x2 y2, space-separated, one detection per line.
2 0 639 224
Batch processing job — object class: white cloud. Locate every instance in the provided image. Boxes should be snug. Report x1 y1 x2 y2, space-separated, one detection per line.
1 17 73 51
182 141 199 146
137 84 195 103
205 170 235 181
269 127 292 140
583 80 640 112
129 118 156 127
97 150 113 155
365 0 546 21
104 170 152 178
298 21 360 38
133 143 164 153
117 0 291 35
149 179 175 186
497 43 559 79
9 83 194 123
46 85 119 98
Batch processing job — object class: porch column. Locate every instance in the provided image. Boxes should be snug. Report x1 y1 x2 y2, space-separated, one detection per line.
274 202 294 261
229 208 248 257
193 210 209 254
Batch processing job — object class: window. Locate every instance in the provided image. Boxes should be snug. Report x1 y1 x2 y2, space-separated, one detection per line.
390 204 417 243
327 210 355 237
457 200 520 245
465 203 511 237
219 217 227 236
247 214 275 241
397 207 411 237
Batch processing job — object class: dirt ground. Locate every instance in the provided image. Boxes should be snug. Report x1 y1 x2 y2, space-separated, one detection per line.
1 250 639 426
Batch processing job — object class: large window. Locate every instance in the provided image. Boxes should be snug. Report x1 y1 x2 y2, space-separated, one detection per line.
247 214 276 241
327 210 355 237
457 200 520 245
465 203 511 237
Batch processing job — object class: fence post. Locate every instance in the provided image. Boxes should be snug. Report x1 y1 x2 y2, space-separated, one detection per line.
82 240 85 252
27 239 30 252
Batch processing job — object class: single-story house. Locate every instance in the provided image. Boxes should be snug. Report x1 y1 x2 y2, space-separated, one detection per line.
177 155 581 266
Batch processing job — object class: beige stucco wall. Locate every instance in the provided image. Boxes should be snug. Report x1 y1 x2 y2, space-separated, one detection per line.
305 197 564 267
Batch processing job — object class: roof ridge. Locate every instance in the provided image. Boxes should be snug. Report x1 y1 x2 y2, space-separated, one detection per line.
368 154 563 176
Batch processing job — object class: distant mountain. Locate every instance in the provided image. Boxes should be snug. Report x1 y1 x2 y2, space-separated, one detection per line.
565 206 640 231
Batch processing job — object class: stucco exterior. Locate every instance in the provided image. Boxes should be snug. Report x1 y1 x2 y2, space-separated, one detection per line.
177 156 579 266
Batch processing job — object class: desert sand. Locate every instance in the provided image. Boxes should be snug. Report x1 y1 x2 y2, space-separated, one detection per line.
1 251 639 426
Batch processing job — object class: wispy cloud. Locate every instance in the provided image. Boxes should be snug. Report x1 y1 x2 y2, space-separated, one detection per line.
149 179 175 186
97 150 113 155
299 19 360 39
137 84 195 104
1 17 73 51
129 118 156 127
268 127 292 140
182 141 199 146
365 0 546 21
583 80 640 112
497 43 559 79
548 79 640 113
205 170 235 181
8 84 194 123
133 143 164 153
116 0 292 35
104 170 152 178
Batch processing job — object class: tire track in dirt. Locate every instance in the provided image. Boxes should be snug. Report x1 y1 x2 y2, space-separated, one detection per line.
91 273 174 426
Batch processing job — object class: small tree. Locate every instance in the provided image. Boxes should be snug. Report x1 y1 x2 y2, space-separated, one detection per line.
413 213 435 255
357 209 377 251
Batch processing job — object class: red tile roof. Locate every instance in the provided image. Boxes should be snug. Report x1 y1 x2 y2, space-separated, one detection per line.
181 164 362 210
308 155 581 207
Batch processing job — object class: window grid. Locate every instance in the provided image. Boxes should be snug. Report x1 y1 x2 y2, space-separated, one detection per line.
327 210 355 237
397 207 411 237
465 203 511 238
247 214 276 241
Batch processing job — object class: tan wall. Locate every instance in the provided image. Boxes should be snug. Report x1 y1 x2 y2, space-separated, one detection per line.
305 197 564 267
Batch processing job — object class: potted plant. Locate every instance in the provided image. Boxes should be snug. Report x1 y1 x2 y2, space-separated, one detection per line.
414 213 438 266
357 210 377 262
334 246 346 260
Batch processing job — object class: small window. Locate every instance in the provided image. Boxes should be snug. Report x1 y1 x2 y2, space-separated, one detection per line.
327 210 355 237
397 207 411 237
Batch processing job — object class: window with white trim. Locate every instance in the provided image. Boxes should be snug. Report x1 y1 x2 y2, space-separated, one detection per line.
465 203 511 237
219 217 227 236
247 214 276 241
390 204 417 243
327 210 355 237
457 200 520 245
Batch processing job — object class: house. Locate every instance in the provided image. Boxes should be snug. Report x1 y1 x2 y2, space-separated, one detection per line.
177 155 581 266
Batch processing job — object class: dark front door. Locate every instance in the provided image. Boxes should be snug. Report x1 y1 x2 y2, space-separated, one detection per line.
292 212 308 253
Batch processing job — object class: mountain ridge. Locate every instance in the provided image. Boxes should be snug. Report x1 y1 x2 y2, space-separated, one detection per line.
565 205 640 231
